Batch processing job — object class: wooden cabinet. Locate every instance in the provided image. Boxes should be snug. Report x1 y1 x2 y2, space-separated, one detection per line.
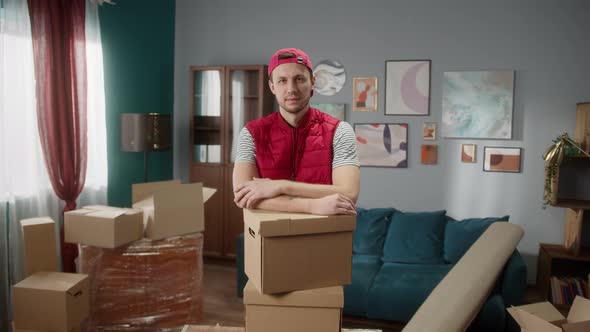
536 243 590 309
189 65 274 258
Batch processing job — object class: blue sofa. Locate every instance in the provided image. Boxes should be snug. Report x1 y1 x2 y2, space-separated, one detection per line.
236 208 527 332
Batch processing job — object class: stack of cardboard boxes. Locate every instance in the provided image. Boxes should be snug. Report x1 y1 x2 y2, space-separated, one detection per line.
63 180 215 331
12 217 89 332
241 209 356 332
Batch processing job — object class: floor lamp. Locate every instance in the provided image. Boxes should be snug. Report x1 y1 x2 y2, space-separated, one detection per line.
120 113 171 182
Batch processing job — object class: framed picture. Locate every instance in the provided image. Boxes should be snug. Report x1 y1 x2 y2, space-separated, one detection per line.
421 144 437 165
353 77 378 112
442 70 514 139
354 123 408 168
483 147 522 173
423 122 436 140
311 103 346 121
385 60 431 115
461 144 477 163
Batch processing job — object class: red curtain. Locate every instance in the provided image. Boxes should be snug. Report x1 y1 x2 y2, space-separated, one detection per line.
27 0 88 272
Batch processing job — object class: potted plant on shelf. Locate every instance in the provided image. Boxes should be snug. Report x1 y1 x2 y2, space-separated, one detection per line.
543 133 590 208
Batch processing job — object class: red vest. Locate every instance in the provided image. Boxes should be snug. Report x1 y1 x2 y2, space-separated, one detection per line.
246 108 339 185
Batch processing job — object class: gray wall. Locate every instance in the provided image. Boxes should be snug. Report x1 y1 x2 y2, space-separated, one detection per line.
173 0 590 283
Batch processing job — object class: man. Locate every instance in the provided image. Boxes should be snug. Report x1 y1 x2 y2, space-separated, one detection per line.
233 48 360 215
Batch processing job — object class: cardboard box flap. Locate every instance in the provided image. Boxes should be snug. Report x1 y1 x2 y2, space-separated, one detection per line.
15 272 88 292
562 320 590 332
20 217 53 227
132 179 182 203
203 187 217 203
243 281 343 308
567 296 590 323
506 305 564 332
243 209 355 237
154 182 204 207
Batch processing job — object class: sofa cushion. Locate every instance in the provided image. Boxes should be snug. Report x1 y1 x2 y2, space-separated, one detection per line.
444 216 509 264
382 210 447 264
367 262 453 322
353 208 395 255
343 255 382 316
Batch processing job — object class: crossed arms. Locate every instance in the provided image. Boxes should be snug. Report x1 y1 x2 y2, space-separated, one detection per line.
232 162 359 215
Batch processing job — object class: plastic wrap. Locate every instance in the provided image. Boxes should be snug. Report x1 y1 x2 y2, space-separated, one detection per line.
182 326 244 332
79 233 203 332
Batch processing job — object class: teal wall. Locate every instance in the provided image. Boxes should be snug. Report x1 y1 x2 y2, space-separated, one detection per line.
99 0 175 207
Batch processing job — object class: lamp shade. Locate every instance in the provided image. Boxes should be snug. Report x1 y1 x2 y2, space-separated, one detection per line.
120 113 147 152
146 113 171 151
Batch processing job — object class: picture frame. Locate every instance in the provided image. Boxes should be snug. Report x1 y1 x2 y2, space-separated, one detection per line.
353 77 378 112
385 60 431 116
421 144 437 165
442 70 514 139
483 147 522 173
422 122 436 140
461 144 477 163
311 103 346 121
354 123 408 168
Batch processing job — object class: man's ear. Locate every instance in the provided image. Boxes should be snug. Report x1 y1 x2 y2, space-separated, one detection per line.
310 75 315 97
268 79 276 95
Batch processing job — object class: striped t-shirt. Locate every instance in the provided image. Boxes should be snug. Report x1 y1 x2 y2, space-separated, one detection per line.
236 121 360 168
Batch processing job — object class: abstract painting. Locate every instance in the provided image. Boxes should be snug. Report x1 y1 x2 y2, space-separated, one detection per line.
423 122 436 140
421 144 437 165
354 124 408 168
313 59 346 96
311 103 346 121
385 60 430 115
442 70 514 139
353 77 378 112
461 144 476 163
483 147 521 173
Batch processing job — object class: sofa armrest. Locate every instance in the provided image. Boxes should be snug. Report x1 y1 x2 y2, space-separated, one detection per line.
500 250 527 307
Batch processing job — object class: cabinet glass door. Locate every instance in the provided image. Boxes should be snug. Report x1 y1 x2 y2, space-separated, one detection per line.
193 70 222 163
229 69 262 163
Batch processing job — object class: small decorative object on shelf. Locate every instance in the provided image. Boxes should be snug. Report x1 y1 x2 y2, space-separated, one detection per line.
543 133 590 208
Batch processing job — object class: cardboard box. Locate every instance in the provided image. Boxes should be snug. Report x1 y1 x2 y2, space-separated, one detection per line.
243 209 355 294
20 217 58 277
244 281 343 332
11 322 80 332
131 180 216 240
12 272 89 332
507 296 590 332
65 205 143 248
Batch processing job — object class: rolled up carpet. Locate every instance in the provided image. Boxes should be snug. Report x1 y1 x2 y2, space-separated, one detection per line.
402 222 524 332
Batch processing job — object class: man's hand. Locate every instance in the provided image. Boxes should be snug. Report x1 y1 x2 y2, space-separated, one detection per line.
234 178 285 209
308 193 357 215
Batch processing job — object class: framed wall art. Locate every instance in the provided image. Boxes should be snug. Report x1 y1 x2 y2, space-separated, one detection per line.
311 103 346 121
421 144 437 165
422 122 436 140
442 70 514 139
313 59 346 96
353 77 378 112
354 123 408 168
483 147 522 173
385 60 431 116
461 144 477 163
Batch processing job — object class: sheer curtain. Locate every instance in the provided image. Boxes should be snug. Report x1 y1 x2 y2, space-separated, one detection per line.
0 0 107 326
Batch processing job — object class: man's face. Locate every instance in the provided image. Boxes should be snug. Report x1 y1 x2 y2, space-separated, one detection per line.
269 63 315 114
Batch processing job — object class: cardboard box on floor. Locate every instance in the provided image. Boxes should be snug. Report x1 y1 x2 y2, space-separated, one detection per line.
243 209 355 294
65 205 143 248
243 281 343 332
132 180 216 240
20 217 58 277
507 296 590 332
12 272 89 332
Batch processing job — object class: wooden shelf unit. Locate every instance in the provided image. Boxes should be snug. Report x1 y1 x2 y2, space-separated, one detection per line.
536 243 590 308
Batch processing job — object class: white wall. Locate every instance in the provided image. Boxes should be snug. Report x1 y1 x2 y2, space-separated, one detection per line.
173 0 590 283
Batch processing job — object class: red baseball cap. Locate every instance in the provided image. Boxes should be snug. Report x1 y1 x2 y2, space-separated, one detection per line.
268 48 313 77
